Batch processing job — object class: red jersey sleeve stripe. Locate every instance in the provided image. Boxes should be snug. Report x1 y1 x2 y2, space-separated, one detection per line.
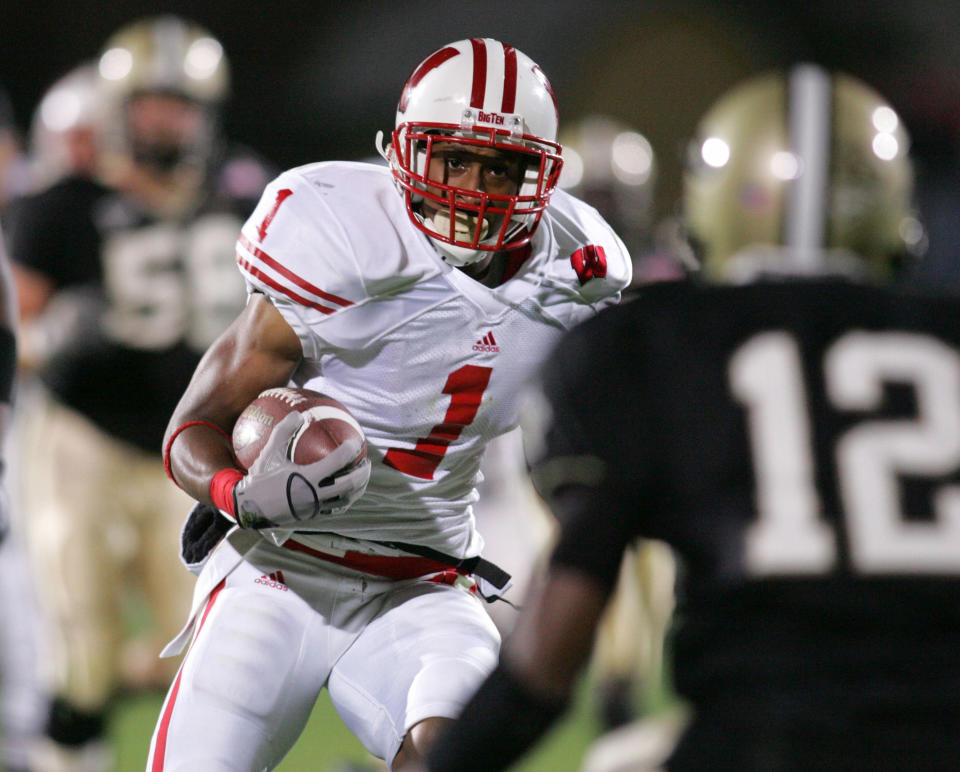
237 232 354 308
236 253 338 314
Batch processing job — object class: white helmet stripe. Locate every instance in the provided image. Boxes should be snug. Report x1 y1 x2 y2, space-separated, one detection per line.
786 63 831 268
485 39 506 111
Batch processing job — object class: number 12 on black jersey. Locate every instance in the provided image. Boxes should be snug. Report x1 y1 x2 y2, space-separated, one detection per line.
730 330 960 576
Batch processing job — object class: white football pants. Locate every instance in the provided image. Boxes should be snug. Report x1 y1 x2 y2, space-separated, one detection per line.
147 538 500 771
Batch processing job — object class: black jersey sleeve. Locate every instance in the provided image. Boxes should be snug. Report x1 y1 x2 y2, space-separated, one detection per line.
547 484 637 590
6 177 104 287
529 306 652 588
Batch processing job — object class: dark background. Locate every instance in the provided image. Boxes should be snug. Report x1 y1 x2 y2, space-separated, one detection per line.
3 0 960 281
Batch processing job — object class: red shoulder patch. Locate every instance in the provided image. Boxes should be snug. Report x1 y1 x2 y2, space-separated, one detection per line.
571 245 607 285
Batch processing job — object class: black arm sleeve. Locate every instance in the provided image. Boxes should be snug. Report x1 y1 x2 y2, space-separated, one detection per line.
549 484 636 591
529 310 651 590
426 664 567 772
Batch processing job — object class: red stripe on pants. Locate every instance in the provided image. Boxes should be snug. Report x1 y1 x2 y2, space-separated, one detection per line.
151 579 226 771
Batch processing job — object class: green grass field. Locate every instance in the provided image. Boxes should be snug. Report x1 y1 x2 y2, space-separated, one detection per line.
111 680 606 772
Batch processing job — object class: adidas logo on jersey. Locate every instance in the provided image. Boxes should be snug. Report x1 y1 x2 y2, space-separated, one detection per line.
473 332 500 353
255 571 288 591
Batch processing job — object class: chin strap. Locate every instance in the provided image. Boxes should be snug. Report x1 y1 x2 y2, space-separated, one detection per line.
430 239 486 267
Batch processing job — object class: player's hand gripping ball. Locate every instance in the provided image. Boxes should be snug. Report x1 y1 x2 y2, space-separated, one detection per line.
231 388 370 529
232 387 366 470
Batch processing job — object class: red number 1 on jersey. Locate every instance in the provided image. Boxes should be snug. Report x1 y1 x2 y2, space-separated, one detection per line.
384 365 493 480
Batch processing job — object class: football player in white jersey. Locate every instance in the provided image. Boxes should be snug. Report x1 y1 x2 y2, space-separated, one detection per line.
154 38 631 771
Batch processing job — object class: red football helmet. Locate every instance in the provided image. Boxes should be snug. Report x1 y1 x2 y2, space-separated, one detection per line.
381 38 563 265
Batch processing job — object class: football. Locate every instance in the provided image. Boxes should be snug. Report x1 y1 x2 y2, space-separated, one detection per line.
231 387 367 472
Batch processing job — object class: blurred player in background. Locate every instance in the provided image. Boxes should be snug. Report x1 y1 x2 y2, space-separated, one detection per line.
0 225 22 771
0 213 34 772
12 62 109 373
559 113 687 287
0 81 45 772
427 64 950 772
558 114 679 737
0 86 30 216
154 37 630 771
26 63 104 193
5 16 273 771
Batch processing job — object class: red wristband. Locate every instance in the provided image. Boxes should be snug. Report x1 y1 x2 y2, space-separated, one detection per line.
210 468 244 520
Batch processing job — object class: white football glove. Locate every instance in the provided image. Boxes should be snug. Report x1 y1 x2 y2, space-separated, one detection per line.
233 412 371 531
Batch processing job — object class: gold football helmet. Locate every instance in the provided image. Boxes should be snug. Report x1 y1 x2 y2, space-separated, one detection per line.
96 15 229 214
559 114 656 257
683 63 924 282
98 15 228 106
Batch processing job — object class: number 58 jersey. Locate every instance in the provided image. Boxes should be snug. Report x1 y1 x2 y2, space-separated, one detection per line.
235 160 631 558
535 276 960 722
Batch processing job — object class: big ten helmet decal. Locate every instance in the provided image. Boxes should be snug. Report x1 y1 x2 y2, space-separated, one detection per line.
683 63 924 282
559 114 656 256
380 38 563 266
96 15 229 188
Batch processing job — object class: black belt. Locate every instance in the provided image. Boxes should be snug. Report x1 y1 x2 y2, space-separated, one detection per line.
377 540 512 593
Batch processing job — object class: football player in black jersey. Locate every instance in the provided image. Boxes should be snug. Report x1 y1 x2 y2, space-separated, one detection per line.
6 17 273 770
556 114 680 737
0 82 29 214
426 64 960 772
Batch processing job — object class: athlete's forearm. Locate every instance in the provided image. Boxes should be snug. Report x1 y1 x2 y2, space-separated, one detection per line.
163 294 302 504
164 418 239 503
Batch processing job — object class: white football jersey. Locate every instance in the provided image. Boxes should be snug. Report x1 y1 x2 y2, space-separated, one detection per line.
235 160 630 558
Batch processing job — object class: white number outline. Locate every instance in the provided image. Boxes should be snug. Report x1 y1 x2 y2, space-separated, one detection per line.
101 214 247 351
731 330 960 575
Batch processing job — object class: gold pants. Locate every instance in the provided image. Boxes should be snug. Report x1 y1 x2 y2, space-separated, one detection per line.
19 389 196 709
